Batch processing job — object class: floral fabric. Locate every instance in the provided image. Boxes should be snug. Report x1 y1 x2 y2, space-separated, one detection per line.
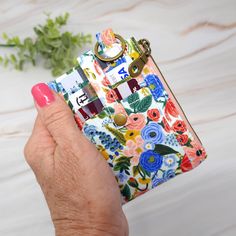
48 29 207 204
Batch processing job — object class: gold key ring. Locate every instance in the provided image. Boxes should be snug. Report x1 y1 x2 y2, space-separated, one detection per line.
94 34 126 62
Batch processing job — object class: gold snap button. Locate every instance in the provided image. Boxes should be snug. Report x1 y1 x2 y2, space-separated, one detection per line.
114 113 127 126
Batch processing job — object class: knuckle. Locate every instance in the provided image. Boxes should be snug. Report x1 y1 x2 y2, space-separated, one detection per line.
24 139 34 165
24 138 40 167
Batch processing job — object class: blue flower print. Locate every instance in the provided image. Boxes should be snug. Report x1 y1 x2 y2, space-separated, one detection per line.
163 169 176 181
141 122 165 144
83 125 97 138
164 154 178 168
144 141 155 151
118 171 128 183
152 175 164 188
140 150 163 173
145 74 164 100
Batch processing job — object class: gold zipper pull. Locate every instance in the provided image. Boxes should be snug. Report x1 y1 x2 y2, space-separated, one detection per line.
128 38 151 77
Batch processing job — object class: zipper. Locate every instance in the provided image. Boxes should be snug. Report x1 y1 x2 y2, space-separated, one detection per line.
134 38 203 145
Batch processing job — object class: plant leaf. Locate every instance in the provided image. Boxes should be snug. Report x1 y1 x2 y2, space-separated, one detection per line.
127 92 140 109
136 95 152 112
105 125 126 145
154 144 179 155
120 184 131 200
132 165 139 177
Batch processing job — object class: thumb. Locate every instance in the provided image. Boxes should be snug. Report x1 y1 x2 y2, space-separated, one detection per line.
31 83 87 147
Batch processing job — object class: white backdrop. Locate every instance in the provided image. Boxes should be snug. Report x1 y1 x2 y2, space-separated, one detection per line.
0 0 236 235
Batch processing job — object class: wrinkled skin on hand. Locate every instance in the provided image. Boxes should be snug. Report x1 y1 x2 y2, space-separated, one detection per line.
24 84 128 236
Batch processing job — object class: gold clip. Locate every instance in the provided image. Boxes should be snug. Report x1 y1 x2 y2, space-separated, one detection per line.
94 34 126 62
128 38 151 77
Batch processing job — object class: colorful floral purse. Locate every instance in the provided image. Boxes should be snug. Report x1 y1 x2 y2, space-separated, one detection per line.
48 29 207 204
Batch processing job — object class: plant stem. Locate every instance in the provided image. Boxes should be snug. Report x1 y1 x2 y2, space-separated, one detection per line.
0 44 16 47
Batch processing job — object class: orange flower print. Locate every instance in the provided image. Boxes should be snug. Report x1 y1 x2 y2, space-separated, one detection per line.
180 154 193 172
101 76 111 87
147 108 160 122
165 98 179 121
126 113 146 130
176 134 189 145
172 120 187 133
162 117 172 133
101 28 116 47
106 90 119 103
183 141 207 169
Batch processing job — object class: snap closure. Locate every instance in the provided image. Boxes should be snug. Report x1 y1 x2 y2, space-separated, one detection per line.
113 113 127 126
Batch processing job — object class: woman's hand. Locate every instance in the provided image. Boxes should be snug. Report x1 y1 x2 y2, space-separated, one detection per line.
24 83 128 236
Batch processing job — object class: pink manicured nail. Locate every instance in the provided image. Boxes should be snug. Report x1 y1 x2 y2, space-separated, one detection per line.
31 83 55 107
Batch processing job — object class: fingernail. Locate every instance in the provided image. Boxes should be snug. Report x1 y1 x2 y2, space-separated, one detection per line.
31 83 55 107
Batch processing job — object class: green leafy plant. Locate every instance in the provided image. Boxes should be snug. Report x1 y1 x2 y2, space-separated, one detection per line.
0 13 92 76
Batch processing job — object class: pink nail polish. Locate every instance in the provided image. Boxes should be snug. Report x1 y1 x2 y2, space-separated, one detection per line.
31 83 55 107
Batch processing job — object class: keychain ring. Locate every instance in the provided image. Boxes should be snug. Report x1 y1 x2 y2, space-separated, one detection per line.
94 34 126 62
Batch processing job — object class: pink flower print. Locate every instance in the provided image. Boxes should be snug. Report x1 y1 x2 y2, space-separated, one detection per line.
123 136 144 165
114 103 126 115
183 141 207 168
101 76 111 87
126 113 146 130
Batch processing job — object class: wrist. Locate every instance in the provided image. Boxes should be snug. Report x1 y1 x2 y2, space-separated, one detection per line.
53 215 128 236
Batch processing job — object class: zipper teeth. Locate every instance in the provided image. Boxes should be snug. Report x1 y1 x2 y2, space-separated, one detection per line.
150 55 203 145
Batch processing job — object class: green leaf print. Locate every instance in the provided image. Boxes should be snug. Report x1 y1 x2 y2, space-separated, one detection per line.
105 106 115 115
125 108 133 115
105 125 126 145
63 92 69 101
154 144 179 155
127 92 140 109
68 100 73 111
114 156 131 173
136 95 152 113
120 184 131 200
139 165 151 177
132 165 139 177
97 110 106 119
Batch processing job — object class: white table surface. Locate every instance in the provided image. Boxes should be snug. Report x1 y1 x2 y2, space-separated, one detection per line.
0 0 236 235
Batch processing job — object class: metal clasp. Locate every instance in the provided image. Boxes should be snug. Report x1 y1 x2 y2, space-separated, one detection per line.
128 39 151 77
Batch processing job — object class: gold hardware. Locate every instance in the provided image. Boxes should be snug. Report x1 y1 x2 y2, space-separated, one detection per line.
113 113 127 126
94 34 126 62
128 38 151 77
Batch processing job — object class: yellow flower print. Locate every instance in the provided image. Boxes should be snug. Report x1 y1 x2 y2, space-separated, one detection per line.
125 130 140 141
97 145 109 160
138 178 151 185
141 87 150 96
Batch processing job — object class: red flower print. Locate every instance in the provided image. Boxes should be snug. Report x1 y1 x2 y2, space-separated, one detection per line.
147 109 160 121
126 114 146 130
106 90 118 103
101 76 111 87
74 114 84 130
162 117 171 133
165 98 179 121
180 154 193 172
183 141 207 168
172 120 187 133
176 134 189 145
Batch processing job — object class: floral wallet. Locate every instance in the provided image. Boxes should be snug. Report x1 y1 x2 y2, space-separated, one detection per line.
48 29 207 204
